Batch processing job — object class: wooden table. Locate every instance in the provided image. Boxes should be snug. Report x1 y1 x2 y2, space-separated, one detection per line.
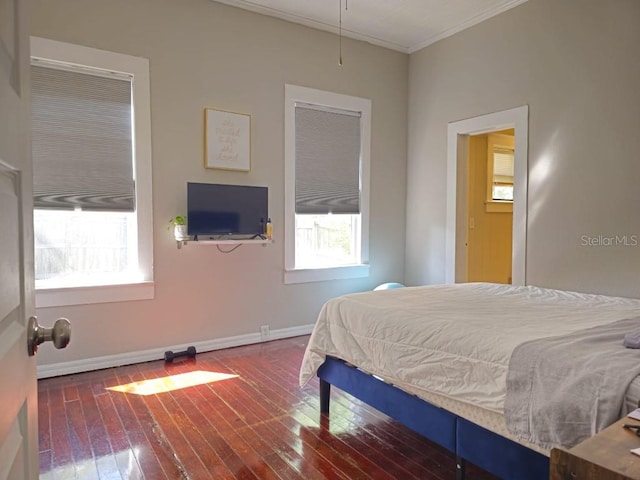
550 418 640 480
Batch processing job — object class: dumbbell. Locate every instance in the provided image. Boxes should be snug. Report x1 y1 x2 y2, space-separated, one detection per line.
164 346 196 362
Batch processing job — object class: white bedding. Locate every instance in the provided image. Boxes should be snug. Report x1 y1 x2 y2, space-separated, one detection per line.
300 283 640 414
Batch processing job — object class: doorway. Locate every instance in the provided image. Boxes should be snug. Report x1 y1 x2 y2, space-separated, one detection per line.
466 130 514 284
444 106 528 285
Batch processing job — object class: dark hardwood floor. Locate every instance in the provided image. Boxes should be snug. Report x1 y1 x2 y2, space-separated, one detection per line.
38 336 499 479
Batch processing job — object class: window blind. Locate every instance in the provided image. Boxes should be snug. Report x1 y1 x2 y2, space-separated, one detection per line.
493 149 514 181
294 103 361 215
31 64 135 211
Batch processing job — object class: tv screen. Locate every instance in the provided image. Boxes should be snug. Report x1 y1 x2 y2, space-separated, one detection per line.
187 182 268 237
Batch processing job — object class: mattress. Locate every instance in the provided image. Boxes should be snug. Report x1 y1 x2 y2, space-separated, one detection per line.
300 283 640 452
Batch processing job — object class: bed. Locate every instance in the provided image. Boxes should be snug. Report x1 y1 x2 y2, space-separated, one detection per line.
299 283 640 480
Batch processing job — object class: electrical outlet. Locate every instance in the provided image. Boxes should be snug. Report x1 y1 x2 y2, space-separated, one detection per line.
260 324 270 340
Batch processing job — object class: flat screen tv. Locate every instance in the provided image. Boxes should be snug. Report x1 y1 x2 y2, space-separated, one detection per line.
187 182 268 237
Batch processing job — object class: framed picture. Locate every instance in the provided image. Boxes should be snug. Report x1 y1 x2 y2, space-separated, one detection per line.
204 108 251 172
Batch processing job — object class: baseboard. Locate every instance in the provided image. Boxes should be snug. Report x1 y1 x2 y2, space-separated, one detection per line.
37 323 315 379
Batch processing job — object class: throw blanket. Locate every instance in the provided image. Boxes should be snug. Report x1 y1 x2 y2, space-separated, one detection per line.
505 316 640 449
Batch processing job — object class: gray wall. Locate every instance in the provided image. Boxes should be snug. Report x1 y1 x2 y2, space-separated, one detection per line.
32 0 408 366
407 0 640 298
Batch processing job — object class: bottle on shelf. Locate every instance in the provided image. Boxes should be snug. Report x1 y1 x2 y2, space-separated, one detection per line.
265 218 273 240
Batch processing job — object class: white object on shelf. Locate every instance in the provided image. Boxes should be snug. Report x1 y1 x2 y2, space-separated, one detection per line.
174 225 189 241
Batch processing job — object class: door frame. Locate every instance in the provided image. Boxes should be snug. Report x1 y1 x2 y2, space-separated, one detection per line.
445 105 529 285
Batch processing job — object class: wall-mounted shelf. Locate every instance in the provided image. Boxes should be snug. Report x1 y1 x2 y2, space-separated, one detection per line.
176 238 273 249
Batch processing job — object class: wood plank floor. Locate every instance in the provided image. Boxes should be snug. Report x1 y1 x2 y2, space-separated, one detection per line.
38 336 499 479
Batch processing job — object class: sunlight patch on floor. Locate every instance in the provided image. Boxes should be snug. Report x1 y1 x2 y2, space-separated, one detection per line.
106 370 239 395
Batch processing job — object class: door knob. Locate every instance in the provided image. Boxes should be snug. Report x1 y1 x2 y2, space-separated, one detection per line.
27 316 71 356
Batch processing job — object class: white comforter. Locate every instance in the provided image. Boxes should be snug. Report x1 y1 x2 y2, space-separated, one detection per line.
299 283 640 412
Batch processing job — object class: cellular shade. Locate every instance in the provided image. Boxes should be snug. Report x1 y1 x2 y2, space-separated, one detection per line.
31 63 135 211
294 103 361 215
493 149 515 181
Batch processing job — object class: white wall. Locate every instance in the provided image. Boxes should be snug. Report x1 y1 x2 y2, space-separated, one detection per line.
31 0 408 368
407 0 640 298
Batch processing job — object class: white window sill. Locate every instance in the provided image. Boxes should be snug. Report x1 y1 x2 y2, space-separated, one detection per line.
36 281 155 308
284 264 370 284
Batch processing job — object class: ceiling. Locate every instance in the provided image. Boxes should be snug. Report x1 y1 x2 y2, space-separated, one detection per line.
212 0 527 54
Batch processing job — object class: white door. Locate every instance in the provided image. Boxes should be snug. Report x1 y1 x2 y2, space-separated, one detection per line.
0 0 69 478
0 0 38 477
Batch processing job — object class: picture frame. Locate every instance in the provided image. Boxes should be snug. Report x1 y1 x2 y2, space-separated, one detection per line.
204 108 251 172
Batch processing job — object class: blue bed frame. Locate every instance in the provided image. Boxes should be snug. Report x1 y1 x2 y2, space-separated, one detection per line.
318 356 549 480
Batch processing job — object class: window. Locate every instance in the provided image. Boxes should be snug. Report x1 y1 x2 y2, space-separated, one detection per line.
490 148 514 201
486 132 514 213
31 37 153 307
284 85 370 284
